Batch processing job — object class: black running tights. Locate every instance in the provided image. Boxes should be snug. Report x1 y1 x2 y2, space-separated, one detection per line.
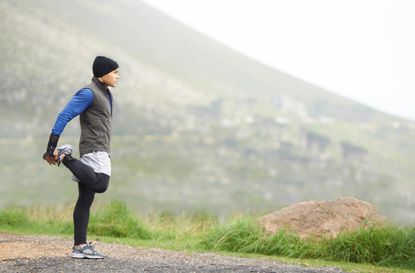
62 155 109 245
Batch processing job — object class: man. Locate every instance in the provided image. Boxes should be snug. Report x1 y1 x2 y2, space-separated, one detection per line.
43 56 119 259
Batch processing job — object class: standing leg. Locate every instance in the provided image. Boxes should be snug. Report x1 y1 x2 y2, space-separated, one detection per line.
73 182 95 246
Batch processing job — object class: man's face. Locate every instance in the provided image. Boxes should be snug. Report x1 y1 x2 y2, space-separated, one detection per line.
99 69 119 87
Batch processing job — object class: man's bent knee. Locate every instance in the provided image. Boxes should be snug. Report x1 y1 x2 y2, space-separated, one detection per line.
94 184 108 193
94 173 110 193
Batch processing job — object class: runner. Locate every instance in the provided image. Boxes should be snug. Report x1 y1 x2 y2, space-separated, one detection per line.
43 56 119 259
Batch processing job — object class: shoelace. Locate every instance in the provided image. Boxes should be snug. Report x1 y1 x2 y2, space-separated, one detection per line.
87 241 95 250
57 154 64 166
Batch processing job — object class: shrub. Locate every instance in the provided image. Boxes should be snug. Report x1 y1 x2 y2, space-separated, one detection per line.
89 201 150 239
0 207 28 226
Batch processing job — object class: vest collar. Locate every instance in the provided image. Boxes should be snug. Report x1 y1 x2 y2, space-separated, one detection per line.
92 76 109 91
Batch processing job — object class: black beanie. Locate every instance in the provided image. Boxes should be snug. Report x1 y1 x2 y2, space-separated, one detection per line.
92 56 119 77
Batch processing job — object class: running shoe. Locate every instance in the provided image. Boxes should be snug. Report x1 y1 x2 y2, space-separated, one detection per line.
71 242 104 259
55 144 72 166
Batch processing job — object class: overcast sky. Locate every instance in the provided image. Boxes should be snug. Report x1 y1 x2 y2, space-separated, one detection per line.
143 0 415 120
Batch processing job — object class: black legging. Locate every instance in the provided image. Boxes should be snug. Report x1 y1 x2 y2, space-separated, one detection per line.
62 155 109 245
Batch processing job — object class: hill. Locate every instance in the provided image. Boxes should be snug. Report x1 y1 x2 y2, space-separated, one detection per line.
1 0 415 223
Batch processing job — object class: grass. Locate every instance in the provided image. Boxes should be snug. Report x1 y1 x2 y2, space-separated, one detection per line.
88 201 151 239
0 202 414 273
200 217 415 270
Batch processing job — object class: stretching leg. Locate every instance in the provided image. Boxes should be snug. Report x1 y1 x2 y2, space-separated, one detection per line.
63 155 109 193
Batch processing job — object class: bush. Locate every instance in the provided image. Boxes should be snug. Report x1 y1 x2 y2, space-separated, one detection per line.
89 201 150 239
0 207 28 226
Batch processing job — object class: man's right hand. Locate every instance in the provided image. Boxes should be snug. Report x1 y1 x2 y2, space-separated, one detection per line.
43 152 57 165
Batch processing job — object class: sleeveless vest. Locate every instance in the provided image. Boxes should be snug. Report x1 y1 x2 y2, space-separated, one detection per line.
79 77 112 156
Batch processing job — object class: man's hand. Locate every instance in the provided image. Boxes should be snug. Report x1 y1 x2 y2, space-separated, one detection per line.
43 152 57 165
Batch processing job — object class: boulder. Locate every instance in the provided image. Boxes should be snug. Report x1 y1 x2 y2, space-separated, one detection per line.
259 197 387 239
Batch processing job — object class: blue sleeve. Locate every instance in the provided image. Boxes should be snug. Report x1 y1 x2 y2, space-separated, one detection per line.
51 88 93 136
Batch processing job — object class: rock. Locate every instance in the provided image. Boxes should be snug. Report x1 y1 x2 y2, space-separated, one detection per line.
258 197 388 239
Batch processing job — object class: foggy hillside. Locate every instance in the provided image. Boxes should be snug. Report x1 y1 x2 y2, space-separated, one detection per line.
2 0 415 224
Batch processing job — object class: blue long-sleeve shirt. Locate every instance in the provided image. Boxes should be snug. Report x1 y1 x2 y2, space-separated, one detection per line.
51 88 94 136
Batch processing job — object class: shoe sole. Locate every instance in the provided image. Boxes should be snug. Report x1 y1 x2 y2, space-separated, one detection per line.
71 253 104 259
71 253 85 259
85 254 104 259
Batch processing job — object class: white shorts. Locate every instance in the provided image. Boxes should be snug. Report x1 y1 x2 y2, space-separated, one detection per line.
72 151 111 182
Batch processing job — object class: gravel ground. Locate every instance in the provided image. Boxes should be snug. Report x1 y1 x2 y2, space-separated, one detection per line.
0 233 348 273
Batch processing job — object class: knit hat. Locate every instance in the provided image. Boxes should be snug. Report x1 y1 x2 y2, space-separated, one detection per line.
92 56 119 77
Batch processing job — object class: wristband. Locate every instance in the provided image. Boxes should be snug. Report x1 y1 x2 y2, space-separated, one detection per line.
46 133 60 156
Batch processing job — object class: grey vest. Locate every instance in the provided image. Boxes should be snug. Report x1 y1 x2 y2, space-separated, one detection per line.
79 77 113 156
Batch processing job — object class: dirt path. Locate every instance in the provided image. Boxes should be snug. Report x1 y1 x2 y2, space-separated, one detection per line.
0 233 347 273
